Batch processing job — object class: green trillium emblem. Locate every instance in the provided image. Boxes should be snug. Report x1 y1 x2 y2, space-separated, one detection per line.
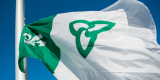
69 20 116 58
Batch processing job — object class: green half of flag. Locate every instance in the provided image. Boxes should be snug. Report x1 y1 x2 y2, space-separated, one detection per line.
18 15 60 74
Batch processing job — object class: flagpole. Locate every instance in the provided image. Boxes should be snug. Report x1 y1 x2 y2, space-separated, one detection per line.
15 0 28 80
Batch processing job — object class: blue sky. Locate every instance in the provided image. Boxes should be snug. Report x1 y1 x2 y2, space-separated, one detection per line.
0 0 160 80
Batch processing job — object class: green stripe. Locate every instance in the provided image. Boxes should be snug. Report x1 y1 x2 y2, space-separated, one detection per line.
18 15 60 74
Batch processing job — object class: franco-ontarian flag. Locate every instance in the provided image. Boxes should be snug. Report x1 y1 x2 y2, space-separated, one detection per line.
18 0 160 80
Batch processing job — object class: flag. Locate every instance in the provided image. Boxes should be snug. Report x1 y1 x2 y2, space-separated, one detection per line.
19 0 160 80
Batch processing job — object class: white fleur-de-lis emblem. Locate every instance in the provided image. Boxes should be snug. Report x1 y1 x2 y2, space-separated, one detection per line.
23 33 46 46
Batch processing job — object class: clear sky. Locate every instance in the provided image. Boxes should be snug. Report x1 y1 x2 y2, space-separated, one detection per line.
0 0 160 80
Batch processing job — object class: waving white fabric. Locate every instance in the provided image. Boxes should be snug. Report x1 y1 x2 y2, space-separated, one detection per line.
53 0 160 80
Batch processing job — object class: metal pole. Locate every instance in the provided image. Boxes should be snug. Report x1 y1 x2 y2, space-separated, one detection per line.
15 0 28 80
